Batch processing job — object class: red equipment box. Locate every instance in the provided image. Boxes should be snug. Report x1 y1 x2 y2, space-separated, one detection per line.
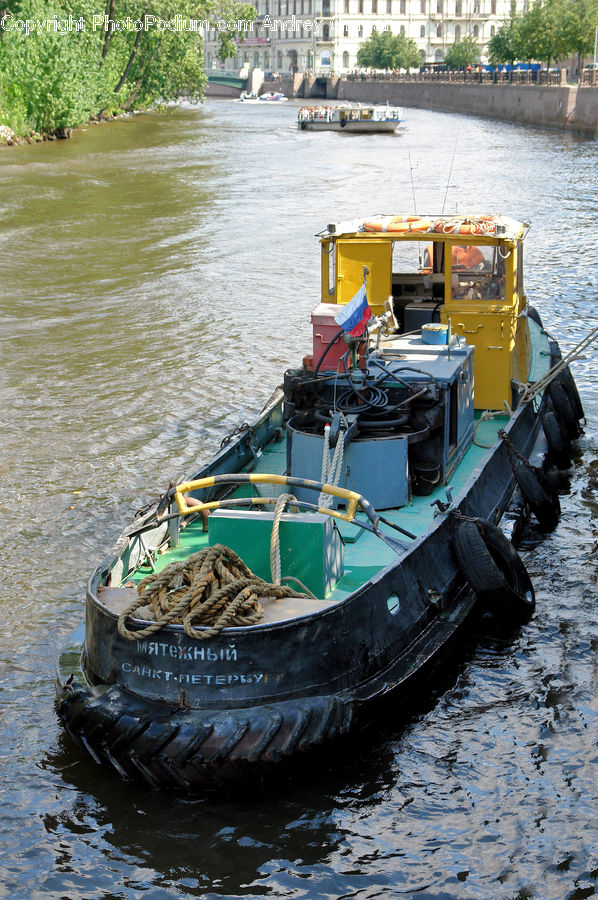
311 303 350 372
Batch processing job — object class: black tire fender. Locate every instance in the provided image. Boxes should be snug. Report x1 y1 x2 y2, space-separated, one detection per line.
527 306 544 329
454 518 535 621
558 366 584 421
548 379 581 438
340 118 347 127
548 339 562 365
542 410 571 469
513 460 560 531
301 120 307 130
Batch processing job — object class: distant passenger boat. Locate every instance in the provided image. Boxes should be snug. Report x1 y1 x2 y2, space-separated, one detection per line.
298 103 403 132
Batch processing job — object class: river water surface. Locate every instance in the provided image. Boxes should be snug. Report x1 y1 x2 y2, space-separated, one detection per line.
1 100 597 899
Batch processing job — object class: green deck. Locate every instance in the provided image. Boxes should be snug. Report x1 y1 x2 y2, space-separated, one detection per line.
130 321 549 601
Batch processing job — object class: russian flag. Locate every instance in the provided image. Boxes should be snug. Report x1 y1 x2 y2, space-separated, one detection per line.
334 283 372 337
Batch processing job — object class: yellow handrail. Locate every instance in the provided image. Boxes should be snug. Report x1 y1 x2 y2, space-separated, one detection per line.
173 473 377 526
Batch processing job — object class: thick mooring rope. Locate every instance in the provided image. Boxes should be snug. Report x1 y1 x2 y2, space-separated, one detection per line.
318 422 345 508
117 543 311 641
520 325 598 403
269 494 317 598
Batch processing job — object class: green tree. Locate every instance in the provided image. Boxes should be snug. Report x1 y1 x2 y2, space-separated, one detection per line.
562 0 598 77
518 0 571 69
444 34 481 67
0 0 255 136
0 0 104 132
357 29 420 70
488 14 522 65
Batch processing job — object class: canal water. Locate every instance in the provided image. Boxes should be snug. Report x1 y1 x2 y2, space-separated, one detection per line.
1 100 597 899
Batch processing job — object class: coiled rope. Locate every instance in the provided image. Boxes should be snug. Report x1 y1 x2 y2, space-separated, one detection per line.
117 543 312 642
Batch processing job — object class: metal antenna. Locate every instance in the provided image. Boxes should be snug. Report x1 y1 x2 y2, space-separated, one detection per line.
408 150 424 267
441 136 459 215
408 150 418 214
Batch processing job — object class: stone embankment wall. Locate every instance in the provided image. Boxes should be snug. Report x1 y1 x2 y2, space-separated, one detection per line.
336 79 598 137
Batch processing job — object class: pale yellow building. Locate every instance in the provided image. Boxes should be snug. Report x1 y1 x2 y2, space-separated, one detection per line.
203 0 526 74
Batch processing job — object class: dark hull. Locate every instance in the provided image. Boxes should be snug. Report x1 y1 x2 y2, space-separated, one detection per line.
57 395 546 790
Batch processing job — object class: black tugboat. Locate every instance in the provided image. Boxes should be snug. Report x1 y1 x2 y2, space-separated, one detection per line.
56 214 585 791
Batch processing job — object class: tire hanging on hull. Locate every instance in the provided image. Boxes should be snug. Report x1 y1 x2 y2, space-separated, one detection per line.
453 518 535 622
542 410 571 469
513 460 560 532
557 366 584 422
548 380 581 439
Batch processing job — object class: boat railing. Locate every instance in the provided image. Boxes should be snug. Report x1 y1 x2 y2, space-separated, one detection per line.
342 69 566 86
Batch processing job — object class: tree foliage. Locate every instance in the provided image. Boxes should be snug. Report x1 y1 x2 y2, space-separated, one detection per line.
488 0 598 70
357 29 420 70
445 35 481 67
488 14 521 65
0 0 255 135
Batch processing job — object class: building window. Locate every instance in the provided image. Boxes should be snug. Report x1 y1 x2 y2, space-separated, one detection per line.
473 0 479 10
399 0 405 11
358 23 363 35
323 23 329 38
359 0 364 11
343 23 349 35
454 23 460 38
473 23 478 34
436 23 442 35
372 0 378 11
277 50 282 66
343 50 350 66
400 24 405 33
455 0 461 12
344 0 349 10
387 0 392 11
490 24 495 34
491 0 496 10
420 24 425 35
253 51 259 66
420 0 426 13
264 51 269 67
372 23 377 31
437 0 442 11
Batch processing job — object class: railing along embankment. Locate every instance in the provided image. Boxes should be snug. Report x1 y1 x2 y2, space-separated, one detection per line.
337 70 598 136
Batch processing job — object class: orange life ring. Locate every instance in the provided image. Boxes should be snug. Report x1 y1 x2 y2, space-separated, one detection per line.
364 216 431 233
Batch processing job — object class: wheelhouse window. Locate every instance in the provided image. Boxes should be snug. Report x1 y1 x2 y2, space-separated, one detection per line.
451 245 506 301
